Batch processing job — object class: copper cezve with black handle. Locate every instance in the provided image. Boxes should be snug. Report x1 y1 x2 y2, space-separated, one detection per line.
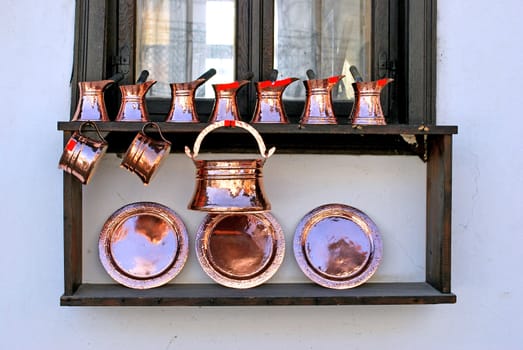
71 73 124 121
165 68 217 123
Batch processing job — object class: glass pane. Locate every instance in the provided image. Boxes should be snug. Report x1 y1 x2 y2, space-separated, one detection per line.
275 0 372 101
136 0 236 98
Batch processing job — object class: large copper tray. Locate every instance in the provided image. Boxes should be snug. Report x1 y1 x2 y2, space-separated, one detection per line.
99 202 189 289
195 212 285 289
293 203 383 289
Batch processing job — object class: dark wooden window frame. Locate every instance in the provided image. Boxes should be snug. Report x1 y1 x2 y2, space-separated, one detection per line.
60 0 457 307
71 0 437 125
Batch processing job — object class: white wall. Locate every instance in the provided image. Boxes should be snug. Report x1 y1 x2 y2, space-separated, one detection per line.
1 0 522 349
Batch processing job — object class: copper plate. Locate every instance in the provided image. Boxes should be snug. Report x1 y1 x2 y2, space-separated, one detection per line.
196 212 285 289
293 203 383 289
99 202 189 289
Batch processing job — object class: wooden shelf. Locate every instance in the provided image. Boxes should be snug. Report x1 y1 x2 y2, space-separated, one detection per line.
57 122 457 158
61 282 456 306
57 121 457 135
59 122 457 306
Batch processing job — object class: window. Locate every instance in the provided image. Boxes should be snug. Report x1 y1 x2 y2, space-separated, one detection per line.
71 0 436 125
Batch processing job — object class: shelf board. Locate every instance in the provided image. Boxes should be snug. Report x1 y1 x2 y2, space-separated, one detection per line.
57 122 457 156
60 282 456 306
57 121 457 135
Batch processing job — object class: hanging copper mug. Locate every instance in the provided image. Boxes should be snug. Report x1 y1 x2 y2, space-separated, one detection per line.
251 77 298 123
115 80 156 122
208 80 250 122
58 121 108 184
165 69 216 123
120 122 171 185
349 78 393 125
300 75 344 125
185 120 276 213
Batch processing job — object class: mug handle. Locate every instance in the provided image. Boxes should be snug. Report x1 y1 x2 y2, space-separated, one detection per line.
79 121 107 143
141 122 171 145
185 120 276 160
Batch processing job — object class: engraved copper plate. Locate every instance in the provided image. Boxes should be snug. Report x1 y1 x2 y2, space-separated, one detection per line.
196 212 285 289
99 202 189 289
293 203 383 289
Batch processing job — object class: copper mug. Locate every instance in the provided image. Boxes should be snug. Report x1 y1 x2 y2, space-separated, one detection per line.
120 122 171 185
185 120 276 212
58 121 108 184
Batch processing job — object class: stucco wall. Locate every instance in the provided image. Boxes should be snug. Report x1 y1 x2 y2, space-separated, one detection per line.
1 0 522 349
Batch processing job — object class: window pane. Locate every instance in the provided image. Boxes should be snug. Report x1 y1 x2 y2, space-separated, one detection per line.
136 0 235 98
275 0 371 101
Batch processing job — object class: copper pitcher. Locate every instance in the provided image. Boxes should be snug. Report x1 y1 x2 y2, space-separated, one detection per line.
300 75 344 125
72 80 114 121
115 80 156 122
349 78 393 125
165 69 216 123
208 80 250 122
251 77 298 123
185 120 276 213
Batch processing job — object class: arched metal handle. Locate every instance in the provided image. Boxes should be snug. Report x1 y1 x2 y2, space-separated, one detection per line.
79 121 107 143
185 120 276 160
141 122 170 144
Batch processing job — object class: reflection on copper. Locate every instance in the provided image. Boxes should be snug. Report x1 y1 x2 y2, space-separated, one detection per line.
99 202 189 289
58 121 108 184
208 80 250 122
293 203 383 289
324 239 368 277
185 121 275 213
115 80 156 121
110 214 176 278
304 216 371 279
251 78 298 123
300 75 343 125
196 212 285 289
135 214 170 243
350 78 393 125
72 80 114 121
208 215 273 278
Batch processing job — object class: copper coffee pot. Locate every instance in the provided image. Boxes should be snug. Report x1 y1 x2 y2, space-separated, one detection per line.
165 68 216 123
251 70 298 124
115 70 156 122
71 73 124 121
300 70 343 125
208 73 253 123
349 65 393 125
